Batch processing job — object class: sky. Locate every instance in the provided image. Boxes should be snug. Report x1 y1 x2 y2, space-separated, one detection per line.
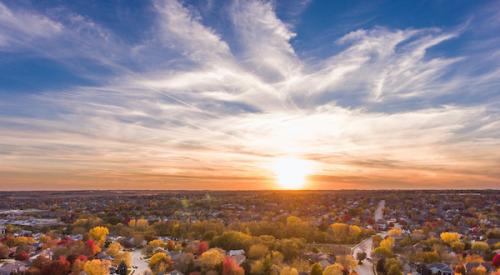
0 0 499 190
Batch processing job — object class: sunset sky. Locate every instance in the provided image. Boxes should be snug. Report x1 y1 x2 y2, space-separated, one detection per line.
1 0 499 190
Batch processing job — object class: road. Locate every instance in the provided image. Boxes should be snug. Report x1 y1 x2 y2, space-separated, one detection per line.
131 250 150 275
352 200 385 275
374 200 385 222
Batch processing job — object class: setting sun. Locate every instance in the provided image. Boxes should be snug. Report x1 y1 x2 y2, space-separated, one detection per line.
272 157 314 189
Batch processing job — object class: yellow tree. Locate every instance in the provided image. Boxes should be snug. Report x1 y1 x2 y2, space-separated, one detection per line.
440 232 460 245
149 252 173 274
114 251 132 267
280 266 299 275
388 228 402 238
148 239 165 248
89 226 109 247
248 244 269 260
471 241 489 253
323 263 344 275
106 242 123 257
83 259 111 275
336 255 357 272
199 248 225 271
380 237 394 251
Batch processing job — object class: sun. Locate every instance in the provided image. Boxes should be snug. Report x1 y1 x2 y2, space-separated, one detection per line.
272 157 314 189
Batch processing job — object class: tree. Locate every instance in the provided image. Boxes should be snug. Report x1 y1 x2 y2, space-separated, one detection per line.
248 244 269 260
106 241 123 257
310 263 323 275
117 261 128 275
388 228 402 238
198 241 209 255
336 255 356 272
222 256 244 275
440 232 460 245
492 253 500 268
280 266 299 275
86 239 101 256
450 240 465 253
471 241 489 253
323 263 344 275
331 223 349 242
15 251 29 261
149 252 174 274
199 248 225 271
356 252 367 264
46 256 71 275
84 259 110 275
373 247 393 258
88 226 109 247
384 258 402 275
211 231 251 251
0 244 9 259
72 255 88 274
379 237 394 251
376 258 386 274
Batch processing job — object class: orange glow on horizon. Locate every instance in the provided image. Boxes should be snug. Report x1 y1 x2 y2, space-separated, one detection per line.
271 157 315 190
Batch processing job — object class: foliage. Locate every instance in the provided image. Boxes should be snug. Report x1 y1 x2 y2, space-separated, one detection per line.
471 241 489 252
248 244 269 259
384 258 402 275
280 266 299 275
149 252 174 274
84 259 111 275
440 232 460 245
388 228 402 237
323 263 344 275
211 231 252 251
199 248 225 271
88 226 109 247
356 251 367 264
310 263 323 275
198 241 209 255
222 256 244 275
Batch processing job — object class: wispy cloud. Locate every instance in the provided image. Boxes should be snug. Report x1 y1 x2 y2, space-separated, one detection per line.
0 0 499 189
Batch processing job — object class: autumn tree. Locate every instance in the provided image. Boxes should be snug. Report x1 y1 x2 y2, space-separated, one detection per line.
84 259 111 275
323 263 344 275
280 266 299 275
248 244 269 259
88 226 109 247
310 263 323 275
471 241 489 254
149 252 174 274
384 258 402 275
440 232 460 245
388 228 402 238
199 248 225 271
106 241 123 257
198 241 209 255
222 256 244 275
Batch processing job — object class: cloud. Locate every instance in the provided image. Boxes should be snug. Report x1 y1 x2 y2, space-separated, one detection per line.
0 2 62 47
0 0 499 189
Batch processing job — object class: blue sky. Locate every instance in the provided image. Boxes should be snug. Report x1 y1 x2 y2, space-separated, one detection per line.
0 0 499 190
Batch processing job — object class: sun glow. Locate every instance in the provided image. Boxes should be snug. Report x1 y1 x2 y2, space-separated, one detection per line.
272 157 314 189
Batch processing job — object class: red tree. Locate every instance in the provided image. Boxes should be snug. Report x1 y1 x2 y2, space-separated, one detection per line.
43 256 70 275
222 256 244 275
493 253 500 268
15 251 29 261
198 241 209 255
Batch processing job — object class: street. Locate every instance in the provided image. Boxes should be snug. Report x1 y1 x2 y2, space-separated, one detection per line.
131 250 150 275
352 200 385 275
